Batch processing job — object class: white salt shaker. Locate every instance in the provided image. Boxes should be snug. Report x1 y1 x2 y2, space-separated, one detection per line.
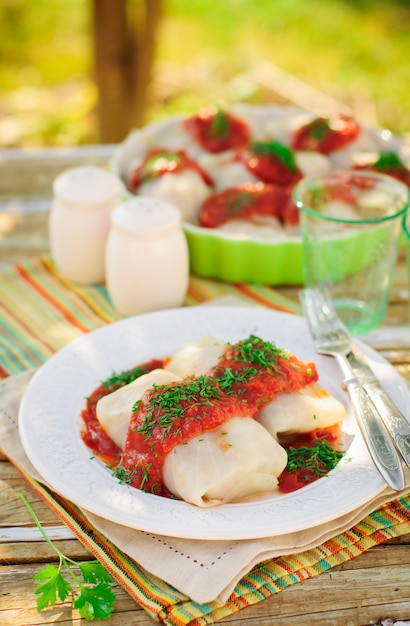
49 166 122 284
105 197 189 316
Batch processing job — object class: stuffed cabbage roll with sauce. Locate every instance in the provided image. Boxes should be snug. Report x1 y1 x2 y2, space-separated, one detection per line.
128 148 214 224
163 416 287 507
118 334 317 506
198 152 259 192
256 382 346 439
96 369 181 449
120 372 288 508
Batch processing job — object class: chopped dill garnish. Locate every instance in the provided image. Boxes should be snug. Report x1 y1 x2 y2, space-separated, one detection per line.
111 459 153 490
136 376 221 440
215 366 259 392
286 440 345 477
102 366 146 389
231 334 288 370
111 464 134 485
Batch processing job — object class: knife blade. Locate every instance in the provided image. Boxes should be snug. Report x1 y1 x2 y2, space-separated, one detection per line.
345 344 410 470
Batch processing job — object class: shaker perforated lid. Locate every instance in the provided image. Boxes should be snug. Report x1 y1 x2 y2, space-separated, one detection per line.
53 166 122 207
111 197 181 234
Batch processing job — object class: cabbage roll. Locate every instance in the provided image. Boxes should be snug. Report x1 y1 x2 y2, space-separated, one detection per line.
164 336 227 378
96 369 181 448
137 170 211 223
256 382 346 439
163 416 287 507
198 153 259 191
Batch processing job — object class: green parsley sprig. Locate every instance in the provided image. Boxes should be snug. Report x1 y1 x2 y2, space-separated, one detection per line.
20 493 116 620
373 150 404 171
251 140 299 172
209 107 230 139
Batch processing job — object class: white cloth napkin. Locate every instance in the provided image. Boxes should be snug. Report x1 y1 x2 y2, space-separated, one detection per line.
2 369 410 605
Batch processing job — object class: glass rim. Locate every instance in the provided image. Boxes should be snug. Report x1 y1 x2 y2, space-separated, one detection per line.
293 169 410 225
402 210 410 239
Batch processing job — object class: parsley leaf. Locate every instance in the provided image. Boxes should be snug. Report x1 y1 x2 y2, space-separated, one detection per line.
33 564 71 610
20 494 116 620
251 140 299 172
374 150 404 171
73 582 116 620
209 107 230 139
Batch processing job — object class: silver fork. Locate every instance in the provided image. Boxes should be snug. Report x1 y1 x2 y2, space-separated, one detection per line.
299 287 405 491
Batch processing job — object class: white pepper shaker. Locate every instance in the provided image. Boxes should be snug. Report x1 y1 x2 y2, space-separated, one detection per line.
105 197 189 316
49 166 122 284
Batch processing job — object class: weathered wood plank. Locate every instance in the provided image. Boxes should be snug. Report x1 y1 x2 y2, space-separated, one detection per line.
0 462 60 526
0 563 153 625
2 559 410 626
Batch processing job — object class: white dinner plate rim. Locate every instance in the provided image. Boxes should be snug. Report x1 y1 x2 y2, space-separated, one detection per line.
18 305 406 540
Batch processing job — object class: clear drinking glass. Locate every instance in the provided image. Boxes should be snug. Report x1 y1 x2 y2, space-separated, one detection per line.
402 210 410 322
293 170 409 335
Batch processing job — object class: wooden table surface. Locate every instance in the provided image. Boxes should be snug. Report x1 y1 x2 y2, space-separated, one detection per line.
1 149 410 626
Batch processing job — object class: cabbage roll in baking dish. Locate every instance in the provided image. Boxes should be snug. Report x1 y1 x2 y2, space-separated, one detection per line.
128 149 214 223
136 170 211 223
256 382 346 439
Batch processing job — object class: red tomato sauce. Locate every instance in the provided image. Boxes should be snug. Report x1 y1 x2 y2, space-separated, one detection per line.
291 113 360 154
80 358 163 464
240 141 302 187
129 148 214 191
212 348 317 406
353 152 410 188
277 425 343 493
183 107 250 153
199 182 298 228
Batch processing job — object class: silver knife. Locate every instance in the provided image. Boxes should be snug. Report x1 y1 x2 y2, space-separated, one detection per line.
346 344 410 470
300 288 407 490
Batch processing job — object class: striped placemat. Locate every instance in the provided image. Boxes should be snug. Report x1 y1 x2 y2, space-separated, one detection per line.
2 254 410 625
0 254 301 379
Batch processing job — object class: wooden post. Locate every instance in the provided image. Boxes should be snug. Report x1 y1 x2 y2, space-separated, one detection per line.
92 0 162 144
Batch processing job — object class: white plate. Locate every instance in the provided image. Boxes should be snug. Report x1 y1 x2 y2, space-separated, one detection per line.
18 306 408 540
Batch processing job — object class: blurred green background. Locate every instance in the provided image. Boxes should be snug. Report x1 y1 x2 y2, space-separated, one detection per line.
1 0 410 147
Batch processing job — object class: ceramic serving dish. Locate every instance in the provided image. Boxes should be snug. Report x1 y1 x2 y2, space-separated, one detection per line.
112 105 407 285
